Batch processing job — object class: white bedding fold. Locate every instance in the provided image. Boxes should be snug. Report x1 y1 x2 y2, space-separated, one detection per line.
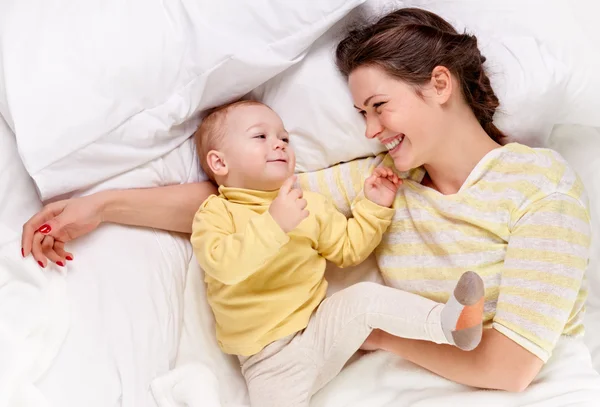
0 228 69 407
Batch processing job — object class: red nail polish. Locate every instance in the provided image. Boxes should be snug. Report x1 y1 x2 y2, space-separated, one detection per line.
21 248 24 257
57 261 64 267
38 261 45 268
66 255 73 261
38 224 52 234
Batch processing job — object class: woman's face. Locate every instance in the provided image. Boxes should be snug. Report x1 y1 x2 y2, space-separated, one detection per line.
348 65 445 172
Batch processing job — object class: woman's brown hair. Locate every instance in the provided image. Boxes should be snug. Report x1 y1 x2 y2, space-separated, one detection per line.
336 8 506 144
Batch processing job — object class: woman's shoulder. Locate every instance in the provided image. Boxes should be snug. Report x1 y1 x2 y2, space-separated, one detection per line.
498 142 567 168
497 142 589 210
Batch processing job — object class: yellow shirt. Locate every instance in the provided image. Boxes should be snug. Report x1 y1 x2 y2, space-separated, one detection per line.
191 186 394 356
298 143 591 362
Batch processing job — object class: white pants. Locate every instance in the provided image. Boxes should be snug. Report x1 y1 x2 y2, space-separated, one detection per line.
239 282 449 407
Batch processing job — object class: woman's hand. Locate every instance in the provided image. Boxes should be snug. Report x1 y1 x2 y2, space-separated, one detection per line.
20 182 218 268
21 194 105 267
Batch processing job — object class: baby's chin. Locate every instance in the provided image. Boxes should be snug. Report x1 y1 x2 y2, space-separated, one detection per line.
261 172 294 190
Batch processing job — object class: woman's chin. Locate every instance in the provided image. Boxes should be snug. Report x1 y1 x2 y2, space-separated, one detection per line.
391 157 414 173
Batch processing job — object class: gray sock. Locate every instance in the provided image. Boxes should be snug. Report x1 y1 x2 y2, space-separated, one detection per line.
440 271 485 351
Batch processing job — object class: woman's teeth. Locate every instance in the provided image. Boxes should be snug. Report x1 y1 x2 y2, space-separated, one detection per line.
385 136 404 151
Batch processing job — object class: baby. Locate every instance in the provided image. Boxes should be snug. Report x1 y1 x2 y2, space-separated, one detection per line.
191 100 485 407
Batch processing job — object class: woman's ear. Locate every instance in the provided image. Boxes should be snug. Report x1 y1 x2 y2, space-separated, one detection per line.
430 66 453 104
207 150 228 177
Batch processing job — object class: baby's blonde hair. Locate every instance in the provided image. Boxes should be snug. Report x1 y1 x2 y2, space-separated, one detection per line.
194 99 266 181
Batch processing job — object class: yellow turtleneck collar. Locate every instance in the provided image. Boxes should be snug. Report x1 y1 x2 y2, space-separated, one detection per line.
218 185 279 206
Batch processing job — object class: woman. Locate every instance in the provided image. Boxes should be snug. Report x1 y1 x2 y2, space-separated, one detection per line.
21 8 591 393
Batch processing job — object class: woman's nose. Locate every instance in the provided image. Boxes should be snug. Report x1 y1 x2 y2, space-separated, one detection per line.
365 115 383 139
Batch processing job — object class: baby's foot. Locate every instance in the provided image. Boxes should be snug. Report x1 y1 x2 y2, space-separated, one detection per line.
441 271 485 351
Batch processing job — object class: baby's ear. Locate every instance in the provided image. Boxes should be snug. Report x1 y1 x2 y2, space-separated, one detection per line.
207 150 228 177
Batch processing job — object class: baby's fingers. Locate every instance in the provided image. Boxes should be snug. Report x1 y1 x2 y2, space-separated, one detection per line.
372 167 388 178
365 174 378 188
378 177 397 192
296 198 308 210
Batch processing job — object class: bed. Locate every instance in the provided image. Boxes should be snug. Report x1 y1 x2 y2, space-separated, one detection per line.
1 1 599 406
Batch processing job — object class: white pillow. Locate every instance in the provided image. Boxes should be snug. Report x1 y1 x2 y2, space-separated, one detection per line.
0 0 365 200
390 0 600 131
0 115 41 231
253 0 600 173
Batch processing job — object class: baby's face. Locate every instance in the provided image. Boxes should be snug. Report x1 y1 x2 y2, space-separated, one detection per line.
219 104 295 191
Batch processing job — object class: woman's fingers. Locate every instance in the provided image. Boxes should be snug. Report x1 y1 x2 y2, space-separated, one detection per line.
53 241 73 262
31 232 47 268
21 201 66 257
41 235 66 266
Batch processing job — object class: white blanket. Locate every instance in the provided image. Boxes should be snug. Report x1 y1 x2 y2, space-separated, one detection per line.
152 258 600 407
0 228 69 407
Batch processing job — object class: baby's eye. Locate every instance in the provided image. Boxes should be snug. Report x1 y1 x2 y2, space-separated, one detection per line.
254 134 266 139
282 137 290 143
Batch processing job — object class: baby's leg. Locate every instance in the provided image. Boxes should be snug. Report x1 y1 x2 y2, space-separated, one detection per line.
239 334 317 407
301 271 484 394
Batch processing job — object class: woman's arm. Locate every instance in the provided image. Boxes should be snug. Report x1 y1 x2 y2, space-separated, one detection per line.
101 182 217 233
372 328 543 392
22 182 217 265
297 154 387 216
371 191 590 392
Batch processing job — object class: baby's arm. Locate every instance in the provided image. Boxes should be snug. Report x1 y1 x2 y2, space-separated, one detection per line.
317 168 400 267
316 196 394 268
191 196 290 285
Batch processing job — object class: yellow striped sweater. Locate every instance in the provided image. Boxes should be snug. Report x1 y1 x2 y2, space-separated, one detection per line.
297 143 590 362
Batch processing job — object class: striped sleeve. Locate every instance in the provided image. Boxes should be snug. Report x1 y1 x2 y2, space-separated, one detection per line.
493 192 591 362
296 155 385 217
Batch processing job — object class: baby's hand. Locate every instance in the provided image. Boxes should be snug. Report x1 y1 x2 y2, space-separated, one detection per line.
269 176 309 233
364 167 402 207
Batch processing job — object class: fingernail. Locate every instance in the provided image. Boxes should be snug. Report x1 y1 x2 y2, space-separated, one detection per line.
21 248 24 257
57 261 64 267
38 224 51 234
66 255 73 261
38 261 45 268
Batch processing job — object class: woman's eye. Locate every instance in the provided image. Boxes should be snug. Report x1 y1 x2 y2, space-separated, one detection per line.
359 110 366 117
373 102 387 112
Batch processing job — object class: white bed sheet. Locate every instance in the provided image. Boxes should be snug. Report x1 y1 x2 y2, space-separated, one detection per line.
33 141 202 407
1 116 199 407
1 115 70 407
